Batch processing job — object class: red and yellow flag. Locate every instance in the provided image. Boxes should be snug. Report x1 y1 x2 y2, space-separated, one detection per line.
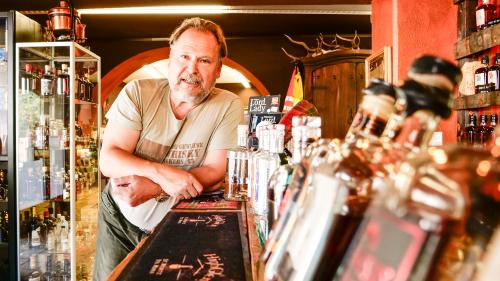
282 65 303 113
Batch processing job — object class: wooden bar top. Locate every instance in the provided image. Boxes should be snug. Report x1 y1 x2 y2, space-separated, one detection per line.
107 194 262 281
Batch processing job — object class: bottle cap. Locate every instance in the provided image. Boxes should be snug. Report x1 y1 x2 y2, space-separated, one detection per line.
407 55 462 91
362 78 397 99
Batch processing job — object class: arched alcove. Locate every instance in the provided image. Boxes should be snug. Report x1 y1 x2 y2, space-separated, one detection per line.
101 47 270 107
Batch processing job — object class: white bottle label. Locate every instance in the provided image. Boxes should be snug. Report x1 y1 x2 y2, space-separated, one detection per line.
31 229 41 247
475 73 486 87
476 9 486 27
488 70 499 90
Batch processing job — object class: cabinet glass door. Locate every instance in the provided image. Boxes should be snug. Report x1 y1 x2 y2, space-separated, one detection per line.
0 15 9 281
16 42 100 281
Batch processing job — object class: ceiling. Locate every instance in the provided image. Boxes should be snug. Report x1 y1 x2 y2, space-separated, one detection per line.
0 0 372 40
1 0 373 99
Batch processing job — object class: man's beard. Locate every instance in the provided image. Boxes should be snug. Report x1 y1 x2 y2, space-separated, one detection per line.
171 73 213 105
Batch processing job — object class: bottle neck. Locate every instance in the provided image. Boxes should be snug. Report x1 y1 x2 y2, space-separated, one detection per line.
348 95 395 139
397 110 441 151
269 130 284 154
291 126 321 163
237 131 247 148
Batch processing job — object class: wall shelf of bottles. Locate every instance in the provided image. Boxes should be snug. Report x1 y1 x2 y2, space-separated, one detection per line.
15 41 101 281
454 91 500 109
455 23 500 59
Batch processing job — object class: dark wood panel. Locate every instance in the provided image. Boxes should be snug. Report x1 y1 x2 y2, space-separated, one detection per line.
453 91 500 109
455 24 500 59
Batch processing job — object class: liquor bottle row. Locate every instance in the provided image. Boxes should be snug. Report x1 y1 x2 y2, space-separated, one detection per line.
458 113 498 146
18 156 98 205
239 56 499 281
476 0 500 30
21 63 95 102
21 207 70 253
475 53 500 94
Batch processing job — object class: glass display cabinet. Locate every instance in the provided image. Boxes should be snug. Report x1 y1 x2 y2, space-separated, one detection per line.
0 14 9 280
15 42 101 281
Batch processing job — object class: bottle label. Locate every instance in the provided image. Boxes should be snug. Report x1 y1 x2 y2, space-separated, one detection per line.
41 79 53 96
488 70 499 90
476 9 486 27
475 73 487 88
337 209 428 281
279 174 347 281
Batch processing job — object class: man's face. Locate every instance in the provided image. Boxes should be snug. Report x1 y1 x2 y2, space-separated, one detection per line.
168 28 222 104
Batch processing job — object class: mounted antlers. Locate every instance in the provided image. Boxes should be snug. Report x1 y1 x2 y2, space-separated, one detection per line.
281 32 361 61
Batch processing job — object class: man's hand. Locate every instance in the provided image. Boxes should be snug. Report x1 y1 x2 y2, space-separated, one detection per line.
151 164 204 200
111 176 162 207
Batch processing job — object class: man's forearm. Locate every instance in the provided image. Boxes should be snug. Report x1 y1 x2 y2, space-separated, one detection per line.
100 146 159 180
190 166 225 191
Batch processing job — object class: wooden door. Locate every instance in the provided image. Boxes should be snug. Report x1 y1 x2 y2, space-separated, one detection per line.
311 62 361 138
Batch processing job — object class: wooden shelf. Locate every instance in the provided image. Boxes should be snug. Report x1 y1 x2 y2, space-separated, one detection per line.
453 91 500 110
454 24 500 59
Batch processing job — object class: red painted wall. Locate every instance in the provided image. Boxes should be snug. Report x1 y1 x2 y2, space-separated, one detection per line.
372 0 458 144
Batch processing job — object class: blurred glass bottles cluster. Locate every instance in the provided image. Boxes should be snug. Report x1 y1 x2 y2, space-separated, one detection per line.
245 55 500 281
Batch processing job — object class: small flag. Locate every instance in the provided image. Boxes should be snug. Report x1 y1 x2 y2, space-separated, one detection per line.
282 65 304 113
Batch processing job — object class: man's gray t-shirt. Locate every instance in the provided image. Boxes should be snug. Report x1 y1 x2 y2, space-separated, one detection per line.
106 79 243 230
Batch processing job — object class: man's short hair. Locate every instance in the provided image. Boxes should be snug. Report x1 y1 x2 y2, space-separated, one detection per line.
169 17 228 61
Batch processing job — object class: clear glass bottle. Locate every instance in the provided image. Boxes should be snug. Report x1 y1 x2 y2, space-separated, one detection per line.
247 121 272 203
250 123 271 211
255 125 285 242
225 125 250 201
266 116 321 227
254 125 284 217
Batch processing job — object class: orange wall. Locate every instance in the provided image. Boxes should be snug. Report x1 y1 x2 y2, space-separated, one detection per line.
372 0 458 144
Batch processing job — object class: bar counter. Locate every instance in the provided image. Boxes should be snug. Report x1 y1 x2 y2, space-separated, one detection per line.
107 191 261 281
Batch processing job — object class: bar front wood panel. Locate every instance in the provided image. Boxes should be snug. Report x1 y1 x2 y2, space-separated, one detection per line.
302 50 370 139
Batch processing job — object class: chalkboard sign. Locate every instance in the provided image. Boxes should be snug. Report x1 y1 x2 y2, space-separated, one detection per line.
248 95 281 113
117 212 251 281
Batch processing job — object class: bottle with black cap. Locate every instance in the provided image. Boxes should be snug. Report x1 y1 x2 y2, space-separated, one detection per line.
267 55 461 281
